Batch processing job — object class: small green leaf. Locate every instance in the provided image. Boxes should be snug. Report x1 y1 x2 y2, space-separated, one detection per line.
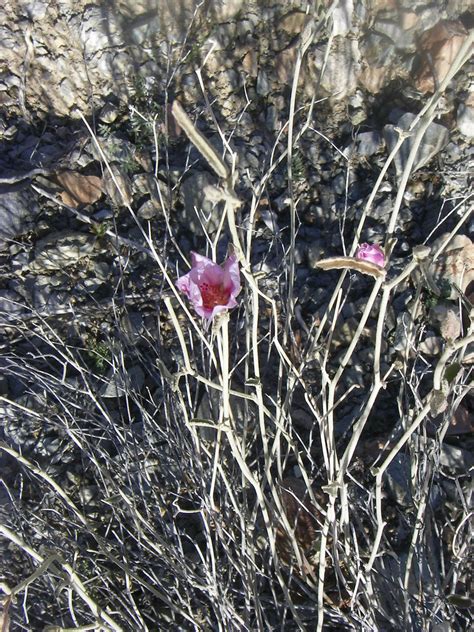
445 363 461 384
447 594 472 608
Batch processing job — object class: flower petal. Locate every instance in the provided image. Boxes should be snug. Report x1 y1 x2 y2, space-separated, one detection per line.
202 264 224 286
355 243 385 267
223 255 241 297
191 251 214 272
176 252 241 321
176 272 192 296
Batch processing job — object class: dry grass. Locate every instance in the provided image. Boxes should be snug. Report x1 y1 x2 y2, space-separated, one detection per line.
0 14 473 632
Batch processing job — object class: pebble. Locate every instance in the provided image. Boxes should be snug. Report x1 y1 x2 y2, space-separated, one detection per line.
428 233 473 299
93 208 115 221
354 131 382 157
419 335 443 356
180 171 222 237
430 303 461 341
99 365 145 398
102 166 133 207
99 102 120 124
386 453 412 507
383 112 449 177
0 290 25 321
457 100 474 139
0 184 40 249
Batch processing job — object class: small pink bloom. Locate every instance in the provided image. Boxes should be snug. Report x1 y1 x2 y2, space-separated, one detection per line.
176 252 241 321
355 243 385 267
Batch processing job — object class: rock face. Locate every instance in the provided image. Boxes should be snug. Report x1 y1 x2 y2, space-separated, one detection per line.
0 0 470 119
0 0 246 118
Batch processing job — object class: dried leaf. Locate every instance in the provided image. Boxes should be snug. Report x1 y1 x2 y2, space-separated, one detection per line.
446 403 473 436
275 478 323 567
54 171 103 208
0 595 11 632
171 101 229 180
415 20 468 93
429 234 474 299
102 167 132 207
439 309 461 341
315 256 386 279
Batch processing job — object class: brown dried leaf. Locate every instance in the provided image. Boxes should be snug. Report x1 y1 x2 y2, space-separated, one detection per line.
102 167 133 207
439 309 461 341
446 402 473 436
430 304 462 341
275 478 323 566
315 256 386 279
429 234 474 299
54 171 103 208
415 20 468 94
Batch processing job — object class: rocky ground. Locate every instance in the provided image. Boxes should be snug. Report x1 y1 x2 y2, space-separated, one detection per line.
0 1 473 631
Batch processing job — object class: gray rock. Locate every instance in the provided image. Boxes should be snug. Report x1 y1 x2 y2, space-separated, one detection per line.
367 196 393 221
393 312 415 353
307 240 326 269
419 335 443 356
80 6 124 57
29 230 96 272
120 311 144 342
331 0 353 36
360 32 396 68
23 0 50 20
383 112 449 178
92 136 136 165
0 290 25 322
93 261 110 283
428 233 473 299
102 166 133 207
439 443 474 471
343 366 365 388
93 208 115 221
386 453 412 507
99 102 119 124
457 101 474 138
180 171 222 237
0 184 40 249
373 19 415 51
354 131 382 157
430 304 461 341
99 365 145 398
22 275 69 314
308 36 360 100
256 70 271 96
11 250 29 275
137 198 161 220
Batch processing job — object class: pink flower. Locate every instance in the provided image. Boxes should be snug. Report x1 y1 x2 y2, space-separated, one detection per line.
176 252 241 321
355 243 385 267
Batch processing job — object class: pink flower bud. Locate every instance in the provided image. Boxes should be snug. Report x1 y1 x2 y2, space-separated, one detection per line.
176 252 241 321
355 243 385 267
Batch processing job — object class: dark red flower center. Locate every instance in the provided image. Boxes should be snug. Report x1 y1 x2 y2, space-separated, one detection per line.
199 282 231 310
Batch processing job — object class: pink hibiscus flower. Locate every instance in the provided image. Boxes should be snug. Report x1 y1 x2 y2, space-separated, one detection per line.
176 252 241 321
355 243 385 267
